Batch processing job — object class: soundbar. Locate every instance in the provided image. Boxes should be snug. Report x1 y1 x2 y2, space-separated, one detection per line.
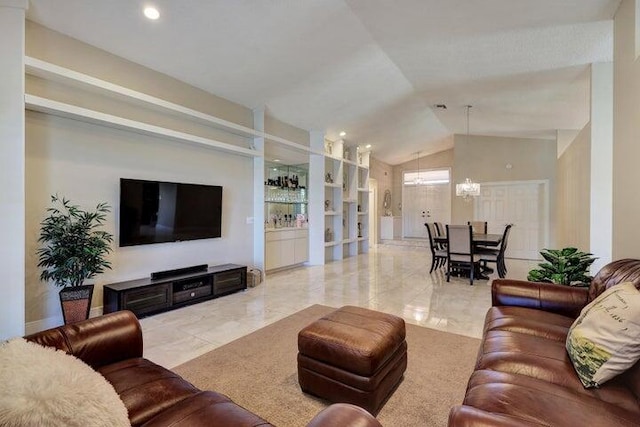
150 264 208 280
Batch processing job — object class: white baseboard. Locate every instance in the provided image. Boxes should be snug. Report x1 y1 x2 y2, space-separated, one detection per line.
25 306 104 335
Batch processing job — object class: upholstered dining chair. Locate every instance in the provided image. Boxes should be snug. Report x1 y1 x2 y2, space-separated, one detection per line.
477 224 513 278
425 223 447 273
446 224 481 285
433 222 446 249
468 221 488 234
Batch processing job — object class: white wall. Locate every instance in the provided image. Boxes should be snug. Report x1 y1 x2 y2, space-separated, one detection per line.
25 112 254 327
613 0 640 259
0 0 28 340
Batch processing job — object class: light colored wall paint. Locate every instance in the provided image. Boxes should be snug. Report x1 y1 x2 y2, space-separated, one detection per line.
23 23 260 329
556 123 591 251
557 129 581 158
369 157 393 223
590 62 613 271
613 0 640 259
25 21 253 128
26 111 254 325
0 1 28 340
452 135 557 245
392 148 454 217
265 114 310 146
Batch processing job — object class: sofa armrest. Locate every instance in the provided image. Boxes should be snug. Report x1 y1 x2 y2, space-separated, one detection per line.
306 404 382 427
448 405 541 426
25 310 143 369
491 279 589 319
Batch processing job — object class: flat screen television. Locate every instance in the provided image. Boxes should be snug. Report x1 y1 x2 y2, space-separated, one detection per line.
119 178 222 247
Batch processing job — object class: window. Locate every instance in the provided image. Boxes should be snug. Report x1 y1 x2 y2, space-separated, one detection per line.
403 169 450 186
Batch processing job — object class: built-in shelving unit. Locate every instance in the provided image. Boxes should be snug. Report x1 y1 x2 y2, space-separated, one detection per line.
24 57 370 271
309 137 369 264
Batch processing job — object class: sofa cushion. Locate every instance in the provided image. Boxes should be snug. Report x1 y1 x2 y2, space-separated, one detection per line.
463 370 640 427
141 391 272 427
98 357 199 426
484 306 574 341
567 282 640 388
0 338 130 427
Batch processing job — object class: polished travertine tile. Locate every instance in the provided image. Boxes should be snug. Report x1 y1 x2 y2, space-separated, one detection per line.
141 244 538 368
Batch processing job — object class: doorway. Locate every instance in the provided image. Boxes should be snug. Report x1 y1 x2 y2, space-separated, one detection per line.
402 169 451 238
474 180 548 260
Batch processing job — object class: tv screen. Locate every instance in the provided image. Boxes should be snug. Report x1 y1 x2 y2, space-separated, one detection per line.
119 178 222 247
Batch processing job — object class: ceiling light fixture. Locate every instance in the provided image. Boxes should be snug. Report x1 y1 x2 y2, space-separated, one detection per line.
365 144 371 149
339 131 346 137
456 105 480 200
144 6 160 20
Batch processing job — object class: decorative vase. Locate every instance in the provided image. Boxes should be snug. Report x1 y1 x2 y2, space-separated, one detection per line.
59 284 94 324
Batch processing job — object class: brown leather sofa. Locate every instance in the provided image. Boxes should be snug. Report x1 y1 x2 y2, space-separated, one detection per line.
448 259 640 427
25 310 382 427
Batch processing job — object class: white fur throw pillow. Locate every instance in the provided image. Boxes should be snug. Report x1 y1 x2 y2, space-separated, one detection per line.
0 338 130 427
566 281 640 388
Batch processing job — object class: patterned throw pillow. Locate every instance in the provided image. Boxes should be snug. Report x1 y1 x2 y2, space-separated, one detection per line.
566 281 640 388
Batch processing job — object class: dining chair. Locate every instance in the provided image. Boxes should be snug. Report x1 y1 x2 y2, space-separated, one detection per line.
478 224 512 278
468 221 487 234
434 222 446 250
446 224 481 285
424 223 447 273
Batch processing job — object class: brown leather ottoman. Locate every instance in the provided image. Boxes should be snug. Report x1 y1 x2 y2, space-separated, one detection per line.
297 306 407 415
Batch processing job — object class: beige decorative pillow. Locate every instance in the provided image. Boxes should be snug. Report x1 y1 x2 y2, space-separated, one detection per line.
0 338 130 427
566 282 640 388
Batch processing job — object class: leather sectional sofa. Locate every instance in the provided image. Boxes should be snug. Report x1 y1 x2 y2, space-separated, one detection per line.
25 310 381 427
448 258 640 426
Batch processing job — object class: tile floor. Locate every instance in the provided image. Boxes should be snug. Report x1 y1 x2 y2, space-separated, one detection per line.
140 244 538 368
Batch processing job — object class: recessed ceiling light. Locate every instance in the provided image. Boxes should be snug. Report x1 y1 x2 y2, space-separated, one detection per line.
144 6 160 20
273 159 281 162
365 144 372 149
339 131 346 137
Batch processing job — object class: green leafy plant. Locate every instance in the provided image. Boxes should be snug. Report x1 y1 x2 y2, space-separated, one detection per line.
37 195 114 288
527 247 596 287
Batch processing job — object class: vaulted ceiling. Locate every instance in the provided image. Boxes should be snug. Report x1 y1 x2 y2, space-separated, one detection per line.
27 0 620 165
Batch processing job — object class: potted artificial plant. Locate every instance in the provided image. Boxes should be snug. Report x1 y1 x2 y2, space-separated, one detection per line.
527 247 597 287
37 195 114 324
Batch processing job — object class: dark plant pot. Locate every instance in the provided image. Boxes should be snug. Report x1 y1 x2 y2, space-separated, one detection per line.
59 284 94 324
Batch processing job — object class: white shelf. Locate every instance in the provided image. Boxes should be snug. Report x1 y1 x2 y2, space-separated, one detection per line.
324 182 342 188
324 241 340 247
342 238 357 244
343 198 357 203
324 211 340 216
324 154 343 162
25 56 315 156
343 158 358 166
358 211 369 215
358 237 367 242
25 95 260 158
357 188 369 192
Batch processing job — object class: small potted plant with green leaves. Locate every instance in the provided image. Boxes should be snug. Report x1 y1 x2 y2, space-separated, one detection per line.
527 247 597 287
37 195 114 324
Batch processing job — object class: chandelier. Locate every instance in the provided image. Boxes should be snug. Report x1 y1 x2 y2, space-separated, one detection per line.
456 105 480 199
456 178 480 198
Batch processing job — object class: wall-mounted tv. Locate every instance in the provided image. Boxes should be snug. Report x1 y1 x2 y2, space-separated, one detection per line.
119 178 222 247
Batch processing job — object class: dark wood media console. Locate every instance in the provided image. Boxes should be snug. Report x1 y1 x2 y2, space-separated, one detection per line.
103 264 247 318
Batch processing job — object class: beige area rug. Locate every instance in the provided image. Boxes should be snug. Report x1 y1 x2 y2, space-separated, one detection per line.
173 305 480 426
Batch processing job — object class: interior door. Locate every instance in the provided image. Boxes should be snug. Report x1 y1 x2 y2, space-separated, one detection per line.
403 183 451 238
475 181 546 259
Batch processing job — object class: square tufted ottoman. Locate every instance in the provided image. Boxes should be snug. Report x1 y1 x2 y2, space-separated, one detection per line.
297 306 407 415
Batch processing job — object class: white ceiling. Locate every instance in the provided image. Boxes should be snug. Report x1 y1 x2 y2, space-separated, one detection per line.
26 0 619 165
